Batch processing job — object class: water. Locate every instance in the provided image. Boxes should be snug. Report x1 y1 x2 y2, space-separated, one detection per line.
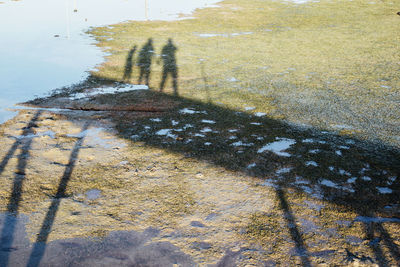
0 0 220 123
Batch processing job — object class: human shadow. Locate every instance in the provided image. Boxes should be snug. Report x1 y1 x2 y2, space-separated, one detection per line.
159 38 178 96
26 122 90 267
122 45 137 82
0 111 42 266
137 38 154 86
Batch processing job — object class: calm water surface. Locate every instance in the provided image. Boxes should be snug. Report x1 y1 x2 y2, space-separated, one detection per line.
0 0 220 123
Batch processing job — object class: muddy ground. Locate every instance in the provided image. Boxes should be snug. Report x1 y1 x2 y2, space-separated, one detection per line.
0 88 398 266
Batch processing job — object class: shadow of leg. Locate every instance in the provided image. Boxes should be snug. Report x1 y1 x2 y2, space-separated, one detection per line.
172 69 178 96
160 70 167 92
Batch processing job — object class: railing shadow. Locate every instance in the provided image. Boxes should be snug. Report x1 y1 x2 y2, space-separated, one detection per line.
0 111 42 266
276 187 311 266
361 212 400 266
26 122 90 267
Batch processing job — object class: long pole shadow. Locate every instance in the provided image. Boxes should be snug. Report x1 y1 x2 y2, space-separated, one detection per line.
200 60 211 103
363 221 386 266
26 122 90 267
276 187 311 267
362 214 400 266
0 111 42 266
378 224 400 265
0 142 20 177
0 111 41 176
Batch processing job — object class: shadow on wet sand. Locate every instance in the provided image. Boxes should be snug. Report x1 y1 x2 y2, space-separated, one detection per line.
0 111 42 266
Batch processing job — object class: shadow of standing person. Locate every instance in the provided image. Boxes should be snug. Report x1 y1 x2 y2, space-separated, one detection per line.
137 38 154 86
159 38 178 96
122 45 137 82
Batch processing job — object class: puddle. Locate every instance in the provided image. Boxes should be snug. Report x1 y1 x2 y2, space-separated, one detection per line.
320 179 339 189
0 0 221 124
85 189 102 200
257 137 296 157
376 187 393 194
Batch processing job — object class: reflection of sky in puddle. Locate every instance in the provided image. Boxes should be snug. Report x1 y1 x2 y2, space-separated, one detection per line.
0 0 220 123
